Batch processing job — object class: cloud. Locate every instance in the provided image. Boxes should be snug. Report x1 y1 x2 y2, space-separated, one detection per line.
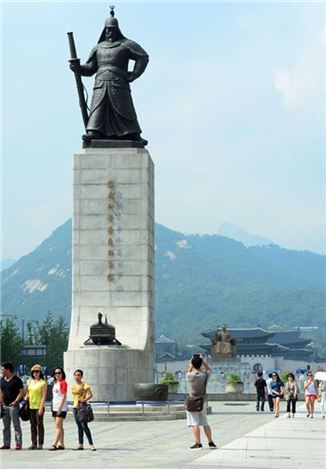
274 70 298 107
274 26 325 115
316 25 326 47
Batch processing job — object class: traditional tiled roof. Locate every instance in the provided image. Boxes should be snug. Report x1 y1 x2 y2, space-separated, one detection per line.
201 327 274 340
266 330 311 347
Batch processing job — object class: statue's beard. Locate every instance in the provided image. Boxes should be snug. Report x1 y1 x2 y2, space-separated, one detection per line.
106 32 117 42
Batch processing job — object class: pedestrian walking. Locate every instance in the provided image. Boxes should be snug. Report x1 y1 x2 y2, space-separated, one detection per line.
0 361 24 450
318 381 326 420
266 373 274 412
270 372 284 418
304 371 318 418
49 367 68 450
284 373 299 418
71 369 96 451
26 364 47 449
254 371 267 412
186 354 216 450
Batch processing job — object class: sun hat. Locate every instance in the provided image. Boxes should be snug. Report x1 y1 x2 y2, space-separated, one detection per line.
31 364 42 372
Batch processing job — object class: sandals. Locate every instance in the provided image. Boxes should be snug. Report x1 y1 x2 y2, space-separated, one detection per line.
49 445 58 451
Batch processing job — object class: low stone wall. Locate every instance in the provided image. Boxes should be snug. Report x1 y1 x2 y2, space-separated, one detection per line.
170 392 256 401
208 393 256 401
171 393 306 402
207 394 306 402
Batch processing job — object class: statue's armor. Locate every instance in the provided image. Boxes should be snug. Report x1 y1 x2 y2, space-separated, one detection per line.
81 39 148 138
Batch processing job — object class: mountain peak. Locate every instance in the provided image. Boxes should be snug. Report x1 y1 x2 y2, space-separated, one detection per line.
217 222 273 247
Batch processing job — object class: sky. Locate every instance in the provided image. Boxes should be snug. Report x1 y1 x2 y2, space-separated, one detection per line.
2 1 326 260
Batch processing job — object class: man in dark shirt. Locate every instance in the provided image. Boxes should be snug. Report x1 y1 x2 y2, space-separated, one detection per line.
254 371 267 412
0 361 24 449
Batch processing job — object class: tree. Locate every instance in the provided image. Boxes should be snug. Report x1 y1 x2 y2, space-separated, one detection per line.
26 321 38 345
160 371 179 392
0 319 23 367
36 311 69 371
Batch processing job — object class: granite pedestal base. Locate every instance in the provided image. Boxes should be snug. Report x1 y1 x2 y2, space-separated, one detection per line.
65 146 155 402
64 346 154 402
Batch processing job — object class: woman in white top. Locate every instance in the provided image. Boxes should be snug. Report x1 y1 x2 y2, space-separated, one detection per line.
304 371 318 419
49 367 68 450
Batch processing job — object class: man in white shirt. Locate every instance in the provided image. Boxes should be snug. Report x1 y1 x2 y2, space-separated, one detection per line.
266 373 274 412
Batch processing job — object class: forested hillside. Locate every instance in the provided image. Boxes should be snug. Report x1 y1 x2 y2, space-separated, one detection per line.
1 220 325 345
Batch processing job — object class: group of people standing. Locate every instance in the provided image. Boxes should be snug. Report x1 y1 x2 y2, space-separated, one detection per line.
0 361 95 451
2 358 326 452
255 370 325 419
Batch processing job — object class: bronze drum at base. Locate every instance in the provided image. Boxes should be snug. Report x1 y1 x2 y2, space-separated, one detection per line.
134 383 168 401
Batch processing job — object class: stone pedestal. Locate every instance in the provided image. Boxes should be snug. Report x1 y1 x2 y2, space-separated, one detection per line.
64 145 155 401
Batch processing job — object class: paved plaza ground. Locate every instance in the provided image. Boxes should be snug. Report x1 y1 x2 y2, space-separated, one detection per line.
1 401 325 468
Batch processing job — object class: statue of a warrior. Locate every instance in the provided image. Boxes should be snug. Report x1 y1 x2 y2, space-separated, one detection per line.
69 7 148 146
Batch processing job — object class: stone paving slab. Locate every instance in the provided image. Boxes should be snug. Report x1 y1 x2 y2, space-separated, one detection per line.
193 404 326 468
1 401 324 468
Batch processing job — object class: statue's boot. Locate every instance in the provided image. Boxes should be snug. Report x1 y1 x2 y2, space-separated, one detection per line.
82 130 102 143
123 133 148 146
138 136 148 146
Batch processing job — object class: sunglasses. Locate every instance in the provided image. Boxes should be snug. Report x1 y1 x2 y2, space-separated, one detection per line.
54 372 62 375
33 370 41 373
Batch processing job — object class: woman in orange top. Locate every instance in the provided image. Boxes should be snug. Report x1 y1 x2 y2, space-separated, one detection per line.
71 369 95 451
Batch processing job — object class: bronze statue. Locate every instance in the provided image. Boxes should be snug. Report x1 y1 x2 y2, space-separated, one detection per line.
211 326 236 358
69 6 149 146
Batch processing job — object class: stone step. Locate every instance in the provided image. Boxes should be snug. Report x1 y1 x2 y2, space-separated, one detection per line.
108 405 185 412
93 413 187 421
108 409 186 415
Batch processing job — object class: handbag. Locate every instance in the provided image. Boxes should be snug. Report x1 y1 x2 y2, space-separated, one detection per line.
77 402 94 423
19 400 30 421
185 373 208 412
76 383 94 422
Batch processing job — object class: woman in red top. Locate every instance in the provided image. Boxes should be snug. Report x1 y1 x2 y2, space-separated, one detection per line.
49 367 68 451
